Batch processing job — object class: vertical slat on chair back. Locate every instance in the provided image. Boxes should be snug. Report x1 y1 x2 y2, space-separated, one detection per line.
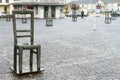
12 11 34 45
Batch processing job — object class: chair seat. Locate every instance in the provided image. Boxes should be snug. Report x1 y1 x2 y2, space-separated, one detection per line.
16 44 40 49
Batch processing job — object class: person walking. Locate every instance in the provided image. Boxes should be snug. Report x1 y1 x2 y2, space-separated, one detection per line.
81 10 84 19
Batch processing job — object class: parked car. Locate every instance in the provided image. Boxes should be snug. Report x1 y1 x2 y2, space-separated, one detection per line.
66 11 72 17
66 10 81 17
0 12 10 18
111 11 120 17
66 10 88 17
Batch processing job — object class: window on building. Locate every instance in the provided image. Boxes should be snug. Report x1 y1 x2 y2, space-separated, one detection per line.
118 4 120 7
6 0 9 3
4 6 7 12
27 6 33 9
14 5 22 11
60 6 63 13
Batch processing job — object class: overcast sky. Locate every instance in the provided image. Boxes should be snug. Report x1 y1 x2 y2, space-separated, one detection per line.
66 0 120 3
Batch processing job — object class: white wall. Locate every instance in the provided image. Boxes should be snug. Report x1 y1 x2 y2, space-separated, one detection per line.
14 0 22 3
107 3 118 11
55 6 60 18
65 0 72 3
39 6 44 18
9 0 14 3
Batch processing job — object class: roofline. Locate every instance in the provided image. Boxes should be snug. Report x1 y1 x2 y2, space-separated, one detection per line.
0 3 10 6
11 2 66 6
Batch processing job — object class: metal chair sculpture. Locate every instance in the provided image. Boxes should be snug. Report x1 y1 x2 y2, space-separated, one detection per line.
46 11 53 26
72 10 77 21
22 14 27 23
6 13 11 21
12 11 42 75
111 11 116 20
105 11 111 24
22 9 27 23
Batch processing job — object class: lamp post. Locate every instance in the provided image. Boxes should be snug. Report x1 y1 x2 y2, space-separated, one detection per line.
93 12 96 31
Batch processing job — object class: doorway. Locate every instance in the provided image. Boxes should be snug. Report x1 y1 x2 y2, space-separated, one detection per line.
44 6 56 18
44 6 49 18
4 6 7 12
51 6 56 18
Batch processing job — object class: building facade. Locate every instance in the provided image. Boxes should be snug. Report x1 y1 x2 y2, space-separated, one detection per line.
11 0 66 18
69 0 120 13
0 0 13 13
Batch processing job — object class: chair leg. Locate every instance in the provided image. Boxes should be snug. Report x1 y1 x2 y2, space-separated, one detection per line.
14 47 17 72
37 46 41 71
14 53 17 72
19 47 23 74
30 49 33 71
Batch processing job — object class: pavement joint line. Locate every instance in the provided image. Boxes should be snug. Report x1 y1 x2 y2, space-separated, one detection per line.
55 56 119 68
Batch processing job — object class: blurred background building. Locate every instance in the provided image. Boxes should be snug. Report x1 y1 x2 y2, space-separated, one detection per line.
11 0 66 18
0 0 120 18
0 0 13 13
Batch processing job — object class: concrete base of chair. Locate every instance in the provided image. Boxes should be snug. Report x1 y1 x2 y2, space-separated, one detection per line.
46 19 53 26
10 65 44 75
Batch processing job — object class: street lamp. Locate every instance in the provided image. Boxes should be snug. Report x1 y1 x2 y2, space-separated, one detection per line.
93 12 96 31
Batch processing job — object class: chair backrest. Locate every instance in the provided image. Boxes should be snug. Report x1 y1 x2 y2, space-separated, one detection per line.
12 10 34 45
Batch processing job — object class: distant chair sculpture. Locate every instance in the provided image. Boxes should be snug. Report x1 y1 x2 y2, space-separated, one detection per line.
22 14 27 23
105 11 111 24
72 10 77 21
46 11 53 26
22 9 27 23
6 13 11 21
111 11 116 20
12 10 43 75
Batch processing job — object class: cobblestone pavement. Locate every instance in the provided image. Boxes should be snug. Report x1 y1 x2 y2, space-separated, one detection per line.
1 15 120 80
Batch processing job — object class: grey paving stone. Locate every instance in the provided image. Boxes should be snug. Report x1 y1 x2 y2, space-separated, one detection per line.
0 15 120 80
